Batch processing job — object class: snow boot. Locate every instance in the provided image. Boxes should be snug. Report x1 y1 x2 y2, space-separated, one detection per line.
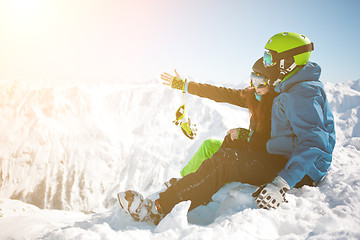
117 190 164 225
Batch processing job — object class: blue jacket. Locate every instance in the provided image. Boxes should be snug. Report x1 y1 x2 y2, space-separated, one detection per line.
267 62 336 188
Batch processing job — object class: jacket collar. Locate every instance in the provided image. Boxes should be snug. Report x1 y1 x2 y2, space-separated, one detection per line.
275 61 321 93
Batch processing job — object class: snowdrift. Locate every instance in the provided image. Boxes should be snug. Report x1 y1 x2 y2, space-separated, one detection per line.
0 78 359 239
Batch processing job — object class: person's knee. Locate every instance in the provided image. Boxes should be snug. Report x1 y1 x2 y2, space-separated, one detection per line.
216 148 236 158
201 138 222 155
205 149 237 168
201 138 216 148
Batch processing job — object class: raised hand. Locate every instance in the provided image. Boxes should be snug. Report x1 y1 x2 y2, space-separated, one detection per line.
161 70 186 91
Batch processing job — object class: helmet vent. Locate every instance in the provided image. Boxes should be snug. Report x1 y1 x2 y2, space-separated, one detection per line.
282 32 288 36
300 35 306 39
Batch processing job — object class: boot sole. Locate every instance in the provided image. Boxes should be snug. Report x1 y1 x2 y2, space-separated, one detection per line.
117 192 128 213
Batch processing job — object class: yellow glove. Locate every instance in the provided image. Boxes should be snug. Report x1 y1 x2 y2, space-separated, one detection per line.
161 70 189 92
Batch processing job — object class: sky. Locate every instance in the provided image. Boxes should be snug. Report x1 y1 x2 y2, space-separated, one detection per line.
0 0 359 85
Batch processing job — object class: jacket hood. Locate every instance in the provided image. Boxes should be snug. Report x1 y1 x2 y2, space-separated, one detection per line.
275 61 321 93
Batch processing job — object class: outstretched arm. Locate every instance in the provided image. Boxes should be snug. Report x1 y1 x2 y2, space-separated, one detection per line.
161 69 250 108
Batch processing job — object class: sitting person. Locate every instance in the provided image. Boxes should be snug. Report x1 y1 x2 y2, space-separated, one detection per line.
117 32 336 226
118 57 280 225
169 57 278 182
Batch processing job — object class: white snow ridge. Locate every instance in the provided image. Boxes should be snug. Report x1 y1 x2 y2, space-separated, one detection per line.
0 79 359 239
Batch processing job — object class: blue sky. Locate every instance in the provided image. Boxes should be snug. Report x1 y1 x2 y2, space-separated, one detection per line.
0 0 359 85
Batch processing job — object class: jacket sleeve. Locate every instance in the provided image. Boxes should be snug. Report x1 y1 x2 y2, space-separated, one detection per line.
277 85 335 188
187 82 249 108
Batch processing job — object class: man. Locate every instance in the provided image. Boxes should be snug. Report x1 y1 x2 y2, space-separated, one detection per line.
117 32 336 225
252 32 335 208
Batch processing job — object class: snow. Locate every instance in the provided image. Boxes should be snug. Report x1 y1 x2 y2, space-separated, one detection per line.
0 78 360 239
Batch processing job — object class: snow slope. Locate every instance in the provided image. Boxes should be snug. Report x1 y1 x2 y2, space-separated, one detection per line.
0 78 359 239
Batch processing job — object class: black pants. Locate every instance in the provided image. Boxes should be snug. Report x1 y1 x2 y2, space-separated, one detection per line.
158 148 288 215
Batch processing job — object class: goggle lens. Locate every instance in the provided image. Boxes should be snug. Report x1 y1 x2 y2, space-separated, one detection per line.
250 72 267 89
263 50 275 67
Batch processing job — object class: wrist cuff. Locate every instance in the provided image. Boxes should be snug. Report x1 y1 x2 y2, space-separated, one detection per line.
274 176 290 190
183 80 189 93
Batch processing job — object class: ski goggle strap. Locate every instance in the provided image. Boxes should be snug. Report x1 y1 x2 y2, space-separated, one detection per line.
250 72 268 89
263 42 314 67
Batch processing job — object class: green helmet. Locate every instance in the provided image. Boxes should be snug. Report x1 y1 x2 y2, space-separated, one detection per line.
264 32 314 66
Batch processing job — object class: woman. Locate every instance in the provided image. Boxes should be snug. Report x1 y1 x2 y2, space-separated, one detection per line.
175 57 279 179
117 58 285 225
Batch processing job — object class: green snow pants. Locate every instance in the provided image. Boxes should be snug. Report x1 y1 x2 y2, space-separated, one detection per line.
180 138 223 177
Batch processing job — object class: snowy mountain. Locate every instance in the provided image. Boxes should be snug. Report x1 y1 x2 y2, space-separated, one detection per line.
0 79 359 239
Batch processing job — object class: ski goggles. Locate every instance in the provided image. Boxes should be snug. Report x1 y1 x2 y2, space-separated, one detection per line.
263 43 314 67
263 50 276 67
250 72 268 89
